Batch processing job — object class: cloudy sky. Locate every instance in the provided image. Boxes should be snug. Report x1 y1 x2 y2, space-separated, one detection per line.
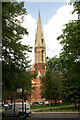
21 0 78 65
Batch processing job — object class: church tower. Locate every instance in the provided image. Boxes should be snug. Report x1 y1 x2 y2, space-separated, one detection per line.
31 11 46 104
34 11 46 76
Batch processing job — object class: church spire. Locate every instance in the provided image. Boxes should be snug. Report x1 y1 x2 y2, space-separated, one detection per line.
39 11 40 19
34 11 46 64
35 11 45 48
31 12 46 104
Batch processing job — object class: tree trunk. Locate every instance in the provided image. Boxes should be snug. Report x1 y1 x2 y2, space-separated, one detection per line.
11 93 13 103
75 102 76 108
51 100 53 107
11 95 13 103
49 100 51 109
55 99 56 105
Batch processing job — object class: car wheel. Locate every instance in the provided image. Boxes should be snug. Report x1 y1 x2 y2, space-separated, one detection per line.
18 112 23 116
2 113 5 117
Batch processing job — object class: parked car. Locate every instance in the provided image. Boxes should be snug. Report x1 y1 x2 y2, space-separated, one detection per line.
39 102 44 105
32 102 39 106
2 102 31 117
56 101 60 104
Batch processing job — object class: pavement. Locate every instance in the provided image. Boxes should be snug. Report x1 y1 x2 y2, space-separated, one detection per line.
32 112 80 114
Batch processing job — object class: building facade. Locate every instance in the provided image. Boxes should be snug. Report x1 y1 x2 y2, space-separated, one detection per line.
31 11 46 104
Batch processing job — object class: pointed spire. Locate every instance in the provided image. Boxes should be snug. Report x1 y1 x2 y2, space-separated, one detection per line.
37 11 42 31
34 12 46 64
39 11 40 17
35 11 45 48
38 11 41 20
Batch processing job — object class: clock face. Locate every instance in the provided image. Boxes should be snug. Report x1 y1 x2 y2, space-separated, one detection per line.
42 65 45 69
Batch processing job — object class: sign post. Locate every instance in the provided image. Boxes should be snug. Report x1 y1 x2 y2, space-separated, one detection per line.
17 88 24 113
17 88 22 93
13 91 16 115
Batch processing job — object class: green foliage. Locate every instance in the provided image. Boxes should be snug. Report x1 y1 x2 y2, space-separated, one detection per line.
70 1 80 15
57 2 80 103
2 1 32 100
41 2 80 105
41 57 63 102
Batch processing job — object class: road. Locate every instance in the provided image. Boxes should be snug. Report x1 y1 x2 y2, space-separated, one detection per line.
1 112 80 120
26 113 80 120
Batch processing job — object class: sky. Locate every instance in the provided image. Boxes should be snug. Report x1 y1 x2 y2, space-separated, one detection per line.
20 0 78 65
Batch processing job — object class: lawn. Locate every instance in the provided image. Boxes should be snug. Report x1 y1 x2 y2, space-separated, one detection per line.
31 103 74 109
35 106 80 112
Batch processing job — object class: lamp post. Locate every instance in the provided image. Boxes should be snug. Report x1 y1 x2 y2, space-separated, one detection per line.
22 88 24 113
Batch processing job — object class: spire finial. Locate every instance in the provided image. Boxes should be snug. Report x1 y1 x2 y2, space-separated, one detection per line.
39 11 40 17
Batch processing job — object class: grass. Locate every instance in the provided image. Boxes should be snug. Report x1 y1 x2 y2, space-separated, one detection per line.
35 106 80 112
31 103 74 109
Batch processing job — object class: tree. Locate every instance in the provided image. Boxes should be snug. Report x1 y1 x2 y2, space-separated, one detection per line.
41 57 63 105
41 2 80 106
57 1 80 106
2 1 32 101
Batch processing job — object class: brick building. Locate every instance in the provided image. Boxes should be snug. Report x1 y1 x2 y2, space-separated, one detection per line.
31 11 46 104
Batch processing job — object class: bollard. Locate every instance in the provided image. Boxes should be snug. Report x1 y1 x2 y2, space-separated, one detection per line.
25 104 26 114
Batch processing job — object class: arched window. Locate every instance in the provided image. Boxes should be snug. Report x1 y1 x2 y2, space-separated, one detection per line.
42 39 43 43
42 50 44 61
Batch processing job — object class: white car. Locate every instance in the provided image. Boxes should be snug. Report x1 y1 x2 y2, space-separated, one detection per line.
2 102 31 116
39 102 44 105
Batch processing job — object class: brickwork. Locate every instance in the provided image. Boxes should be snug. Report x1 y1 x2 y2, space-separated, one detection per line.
31 78 42 100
